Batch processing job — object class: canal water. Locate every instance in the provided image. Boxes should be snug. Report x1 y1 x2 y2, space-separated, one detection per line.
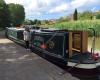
79 77 99 80
79 37 100 80
88 37 100 52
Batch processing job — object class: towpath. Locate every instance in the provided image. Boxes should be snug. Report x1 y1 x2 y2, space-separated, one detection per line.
0 30 79 80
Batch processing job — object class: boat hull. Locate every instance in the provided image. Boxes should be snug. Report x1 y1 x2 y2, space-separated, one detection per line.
6 27 100 77
67 62 100 77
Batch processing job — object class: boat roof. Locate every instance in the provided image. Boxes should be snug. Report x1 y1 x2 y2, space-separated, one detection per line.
7 27 24 31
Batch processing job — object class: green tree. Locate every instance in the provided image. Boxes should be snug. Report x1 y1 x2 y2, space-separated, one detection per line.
23 19 31 25
58 17 64 22
44 20 49 24
36 20 41 25
24 19 35 25
73 8 78 21
30 20 35 25
96 13 100 19
33 19 41 26
79 11 93 20
8 3 25 27
0 0 11 28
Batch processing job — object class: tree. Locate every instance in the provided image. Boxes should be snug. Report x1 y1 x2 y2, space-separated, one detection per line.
33 19 38 24
24 19 41 26
24 19 35 25
44 20 49 24
58 16 70 22
23 19 31 25
96 13 100 19
73 8 78 21
0 0 11 28
58 17 64 22
33 19 41 26
30 20 35 25
36 20 41 25
8 3 25 27
79 11 93 20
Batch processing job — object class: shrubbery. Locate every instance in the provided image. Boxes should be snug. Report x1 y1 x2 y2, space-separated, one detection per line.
54 20 100 37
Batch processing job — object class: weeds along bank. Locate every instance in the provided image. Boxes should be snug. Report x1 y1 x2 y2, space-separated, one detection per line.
53 20 100 37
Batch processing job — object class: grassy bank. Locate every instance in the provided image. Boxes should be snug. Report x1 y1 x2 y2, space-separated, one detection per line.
48 20 100 37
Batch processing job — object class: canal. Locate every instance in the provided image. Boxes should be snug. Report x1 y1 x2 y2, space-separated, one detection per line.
79 37 100 80
88 37 100 52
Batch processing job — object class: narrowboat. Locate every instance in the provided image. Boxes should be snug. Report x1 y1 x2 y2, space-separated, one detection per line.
5 27 100 77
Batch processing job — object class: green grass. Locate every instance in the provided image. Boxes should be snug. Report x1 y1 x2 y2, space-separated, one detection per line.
48 20 100 37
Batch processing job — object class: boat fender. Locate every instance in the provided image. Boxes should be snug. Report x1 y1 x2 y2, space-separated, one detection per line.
40 44 46 49
92 53 99 61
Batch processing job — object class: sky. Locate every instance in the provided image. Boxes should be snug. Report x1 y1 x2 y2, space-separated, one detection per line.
5 0 100 20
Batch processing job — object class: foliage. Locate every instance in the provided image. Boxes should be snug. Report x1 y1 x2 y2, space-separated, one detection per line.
58 17 64 22
24 19 41 26
73 8 78 20
79 11 93 20
36 20 41 25
51 20 100 37
8 3 25 27
96 13 100 19
44 20 49 24
57 16 70 22
0 0 11 28
24 19 34 25
33 19 38 25
33 19 41 26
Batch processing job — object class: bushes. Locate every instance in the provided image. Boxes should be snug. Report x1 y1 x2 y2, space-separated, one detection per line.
54 20 100 37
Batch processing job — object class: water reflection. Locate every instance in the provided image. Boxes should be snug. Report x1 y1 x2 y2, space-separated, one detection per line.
88 37 100 52
79 77 99 80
